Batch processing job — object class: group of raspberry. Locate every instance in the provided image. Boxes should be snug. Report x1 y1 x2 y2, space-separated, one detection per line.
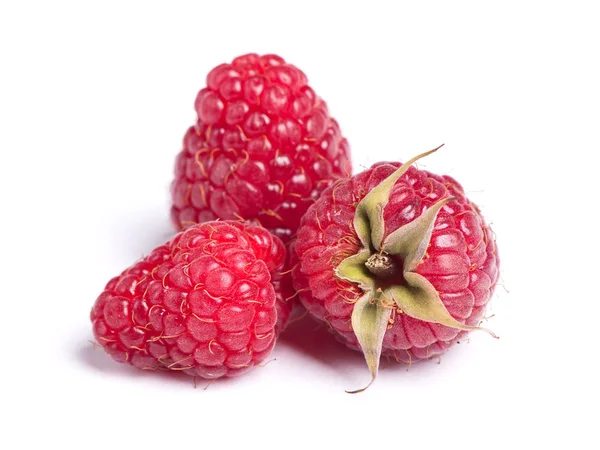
91 53 499 392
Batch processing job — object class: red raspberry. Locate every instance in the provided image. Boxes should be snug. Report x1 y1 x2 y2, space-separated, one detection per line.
170 53 352 243
90 221 286 379
292 147 499 391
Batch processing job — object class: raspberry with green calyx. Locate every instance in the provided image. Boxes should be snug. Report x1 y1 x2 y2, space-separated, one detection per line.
292 145 500 392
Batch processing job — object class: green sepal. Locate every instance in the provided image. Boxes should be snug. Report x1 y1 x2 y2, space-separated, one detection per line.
335 250 375 290
347 291 392 394
336 144 498 393
353 145 443 251
383 197 455 272
384 272 498 338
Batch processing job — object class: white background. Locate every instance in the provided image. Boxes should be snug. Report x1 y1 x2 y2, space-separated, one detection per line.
1 1 598 448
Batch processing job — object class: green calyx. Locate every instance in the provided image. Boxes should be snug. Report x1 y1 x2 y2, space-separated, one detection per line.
336 145 497 393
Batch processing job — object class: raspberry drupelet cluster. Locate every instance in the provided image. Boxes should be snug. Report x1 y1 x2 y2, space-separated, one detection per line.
171 53 352 243
91 221 286 379
291 148 499 391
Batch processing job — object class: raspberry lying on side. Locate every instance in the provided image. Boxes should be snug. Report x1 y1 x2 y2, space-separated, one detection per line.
171 53 352 243
292 147 500 392
90 221 286 379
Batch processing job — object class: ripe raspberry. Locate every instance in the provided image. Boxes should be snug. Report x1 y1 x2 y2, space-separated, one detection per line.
292 147 499 391
90 221 286 379
171 53 352 243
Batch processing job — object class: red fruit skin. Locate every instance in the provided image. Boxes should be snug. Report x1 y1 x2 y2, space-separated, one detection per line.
90 221 287 379
292 162 500 363
170 53 352 244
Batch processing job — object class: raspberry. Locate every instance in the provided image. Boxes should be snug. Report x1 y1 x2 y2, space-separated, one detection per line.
170 53 352 243
292 147 499 391
90 221 287 379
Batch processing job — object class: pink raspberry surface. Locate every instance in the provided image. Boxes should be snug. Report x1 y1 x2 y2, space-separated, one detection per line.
90 221 287 379
292 162 499 363
170 53 352 243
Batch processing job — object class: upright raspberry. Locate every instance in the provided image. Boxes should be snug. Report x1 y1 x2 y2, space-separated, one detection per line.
171 53 352 243
91 221 286 379
292 147 500 392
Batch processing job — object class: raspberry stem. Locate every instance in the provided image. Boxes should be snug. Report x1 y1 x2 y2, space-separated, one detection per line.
364 253 399 279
